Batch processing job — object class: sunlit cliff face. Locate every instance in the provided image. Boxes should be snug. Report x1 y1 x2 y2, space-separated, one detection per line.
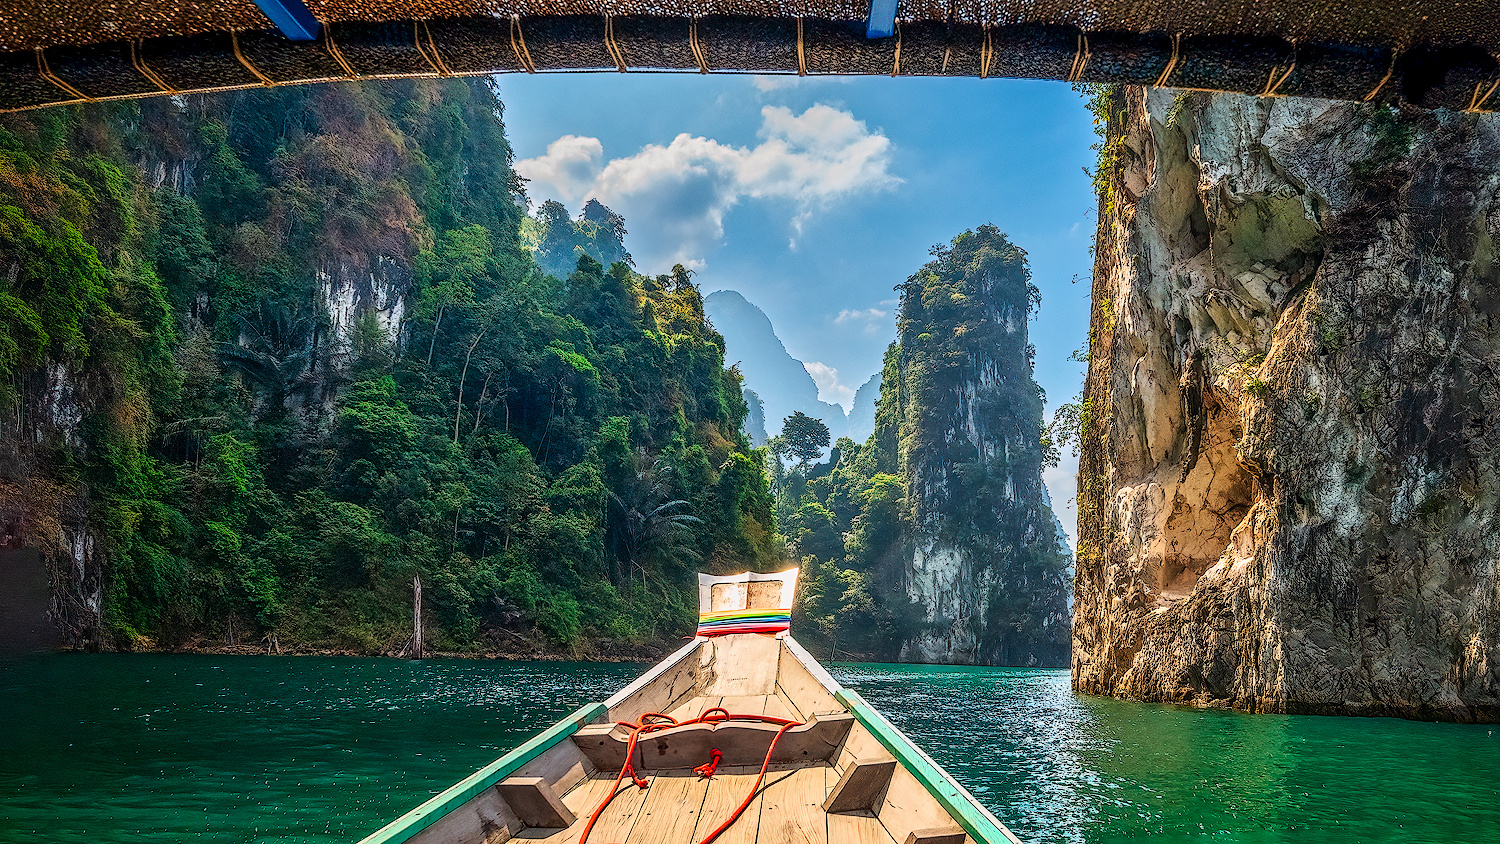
1074 87 1500 721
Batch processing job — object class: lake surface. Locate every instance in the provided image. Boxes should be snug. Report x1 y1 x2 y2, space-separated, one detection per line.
2 654 1496 843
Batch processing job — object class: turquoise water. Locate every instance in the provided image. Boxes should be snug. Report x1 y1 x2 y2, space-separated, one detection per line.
1 655 1496 843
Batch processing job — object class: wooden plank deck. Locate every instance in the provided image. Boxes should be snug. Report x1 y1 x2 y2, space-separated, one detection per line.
625 772 711 844
755 765 827 844
526 761 835 844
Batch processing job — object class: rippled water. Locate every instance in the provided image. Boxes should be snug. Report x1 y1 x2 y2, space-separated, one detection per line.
2 654 1496 843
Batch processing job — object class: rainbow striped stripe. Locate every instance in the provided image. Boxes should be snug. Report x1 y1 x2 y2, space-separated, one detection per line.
696 608 791 637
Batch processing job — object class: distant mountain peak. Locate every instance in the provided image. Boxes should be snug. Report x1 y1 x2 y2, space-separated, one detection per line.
704 289 854 441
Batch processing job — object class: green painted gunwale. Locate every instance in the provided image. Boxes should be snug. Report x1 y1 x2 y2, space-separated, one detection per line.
834 688 1022 844
356 701 608 844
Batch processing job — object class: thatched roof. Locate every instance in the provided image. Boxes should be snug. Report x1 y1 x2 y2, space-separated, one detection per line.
3 1 1497 112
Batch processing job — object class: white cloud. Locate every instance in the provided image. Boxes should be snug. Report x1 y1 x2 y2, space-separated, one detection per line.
752 75 803 92
750 75 853 92
513 135 603 209
513 105 899 272
834 307 889 334
803 361 856 412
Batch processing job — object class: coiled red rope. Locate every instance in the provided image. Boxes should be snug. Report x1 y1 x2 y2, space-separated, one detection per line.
577 706 804 844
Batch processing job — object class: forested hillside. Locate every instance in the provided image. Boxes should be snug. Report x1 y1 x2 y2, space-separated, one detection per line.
0 79 777 655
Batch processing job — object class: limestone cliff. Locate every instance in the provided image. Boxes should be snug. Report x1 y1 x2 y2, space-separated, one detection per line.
1073 87 1500 721
889 227 1072 666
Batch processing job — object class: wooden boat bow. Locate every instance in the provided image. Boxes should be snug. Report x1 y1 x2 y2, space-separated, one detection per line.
357 570 1022 844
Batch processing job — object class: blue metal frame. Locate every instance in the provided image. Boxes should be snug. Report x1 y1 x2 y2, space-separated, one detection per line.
251 0 321 40
866 0 898 38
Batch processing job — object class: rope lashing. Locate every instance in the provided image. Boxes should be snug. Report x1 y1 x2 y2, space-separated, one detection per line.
1155 33 1182 87
891 20 902 76
414 20 452 76
131 40 178 94
1364 51 1396 101
1066 32 1091 82
577 706 805 844
230 29 277 86
688 17 710 73
796 17 806 76
603 15 628 72
324 27 358 77
1466 78 1499 112
1261 55 1295 97
980 25 993 78
510 15 537 73
693 748 723 778
36 49 92 102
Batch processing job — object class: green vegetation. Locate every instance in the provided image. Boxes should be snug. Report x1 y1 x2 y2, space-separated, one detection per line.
1351 105 1416 182
773 411 831 468
0 80 777 654
1077 83 1125 217
522 199 632 279
1164 92 1193 130
785 226 1070 662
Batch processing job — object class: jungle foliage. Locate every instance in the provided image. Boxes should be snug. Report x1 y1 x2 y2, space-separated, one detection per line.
0 79 779 654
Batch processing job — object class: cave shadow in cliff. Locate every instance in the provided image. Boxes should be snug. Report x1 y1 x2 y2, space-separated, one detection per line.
0 548 64 654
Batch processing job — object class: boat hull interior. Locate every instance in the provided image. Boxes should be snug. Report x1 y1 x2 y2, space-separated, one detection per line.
365 634 1019 844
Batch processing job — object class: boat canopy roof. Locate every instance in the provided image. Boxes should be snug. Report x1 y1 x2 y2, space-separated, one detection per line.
5 0 1495 55
2 0 1498 113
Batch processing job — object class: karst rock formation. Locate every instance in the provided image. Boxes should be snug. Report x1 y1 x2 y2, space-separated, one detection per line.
1074 87 1500 721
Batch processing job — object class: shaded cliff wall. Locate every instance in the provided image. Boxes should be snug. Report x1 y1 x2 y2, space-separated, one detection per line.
891 227 1072 666
1073 86 1500 720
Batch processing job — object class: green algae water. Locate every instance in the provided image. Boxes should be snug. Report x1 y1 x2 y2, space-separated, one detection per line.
2 655 1496 843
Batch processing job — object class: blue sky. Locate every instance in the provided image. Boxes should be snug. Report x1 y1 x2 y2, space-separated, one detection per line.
497 73 1096 544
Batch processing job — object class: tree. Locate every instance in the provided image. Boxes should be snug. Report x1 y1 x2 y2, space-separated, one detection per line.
530 199 632 278
781 411 831 467
416 225 490 366
218 300 316 412
607 455 702 587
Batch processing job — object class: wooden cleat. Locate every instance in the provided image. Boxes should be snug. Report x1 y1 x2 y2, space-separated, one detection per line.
823 756 897 813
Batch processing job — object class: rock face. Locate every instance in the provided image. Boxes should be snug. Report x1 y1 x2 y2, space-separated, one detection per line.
887 227 1072 666
845 372 881 443
0 89 423 649
0 365 103 648
1073 87 1500 721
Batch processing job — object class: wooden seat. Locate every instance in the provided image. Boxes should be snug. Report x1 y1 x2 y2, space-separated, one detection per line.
570 712 853 771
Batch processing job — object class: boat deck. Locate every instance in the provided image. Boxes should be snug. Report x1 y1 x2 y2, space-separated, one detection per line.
521 762 893 844
384 633 1003 844
519 688 896 844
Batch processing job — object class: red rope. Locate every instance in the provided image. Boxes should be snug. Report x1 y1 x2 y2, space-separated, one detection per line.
577 707 805 844
693 748 723 778
693 717 800 844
